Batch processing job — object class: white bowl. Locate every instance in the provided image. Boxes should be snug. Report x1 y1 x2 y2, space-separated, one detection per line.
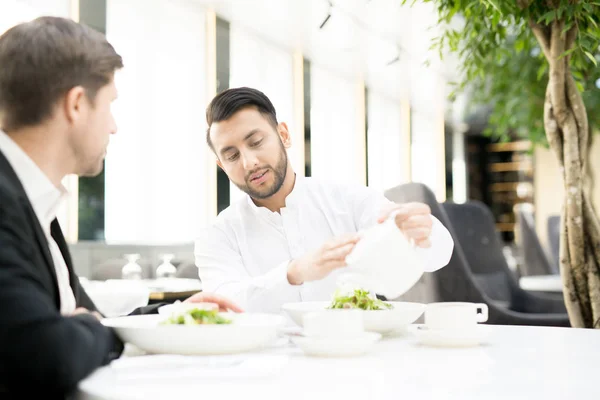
281 301 426 334
102 313 286 355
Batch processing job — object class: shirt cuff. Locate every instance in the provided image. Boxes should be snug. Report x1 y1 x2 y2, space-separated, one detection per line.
254 259 298 290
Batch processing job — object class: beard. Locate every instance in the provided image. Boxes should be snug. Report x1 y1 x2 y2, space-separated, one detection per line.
233 143 288 200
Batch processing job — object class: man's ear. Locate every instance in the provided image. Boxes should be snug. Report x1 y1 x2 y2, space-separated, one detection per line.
64 85 87 124
278 122 291 148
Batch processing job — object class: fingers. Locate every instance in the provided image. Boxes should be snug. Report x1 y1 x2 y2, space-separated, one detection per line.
414 238 432 248
322 233 360 251
91 311 103 321
184 293 244 313
71 307 89 315
321 242 357 263
378 202 431 224
398 214 433 230
393 203 432 224
69 308 102 321
402 227 431 241
320 259 349 272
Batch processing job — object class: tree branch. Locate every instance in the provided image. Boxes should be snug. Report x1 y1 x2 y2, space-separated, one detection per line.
549 19 569 126
544 83 564 167
529 20 552 60
565 24 578 53
566 73 589 168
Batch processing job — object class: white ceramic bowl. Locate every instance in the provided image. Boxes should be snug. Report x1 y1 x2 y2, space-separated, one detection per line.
281 301 426 334
103 313 286 355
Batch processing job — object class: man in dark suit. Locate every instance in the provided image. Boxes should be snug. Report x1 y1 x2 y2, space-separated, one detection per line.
0 16 241 399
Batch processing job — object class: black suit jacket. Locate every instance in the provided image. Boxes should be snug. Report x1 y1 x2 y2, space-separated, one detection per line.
0 149 161 399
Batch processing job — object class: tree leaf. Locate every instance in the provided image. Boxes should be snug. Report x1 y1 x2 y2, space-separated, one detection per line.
584 51 598 66
487 0 501 13
559 47 577 59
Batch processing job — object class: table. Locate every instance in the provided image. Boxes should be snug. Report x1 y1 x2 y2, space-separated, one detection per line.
76 324 600 400
519 274 563 292
142 278 203 303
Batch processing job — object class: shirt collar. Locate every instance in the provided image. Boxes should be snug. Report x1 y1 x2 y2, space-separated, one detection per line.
0 130 68 227
245 173 304 215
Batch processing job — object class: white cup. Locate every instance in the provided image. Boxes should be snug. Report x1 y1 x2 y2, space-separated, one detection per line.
302 310 364 338
424 302 488 331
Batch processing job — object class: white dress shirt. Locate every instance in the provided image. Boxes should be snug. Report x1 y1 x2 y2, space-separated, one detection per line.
0 130 76 315
195 176 454 313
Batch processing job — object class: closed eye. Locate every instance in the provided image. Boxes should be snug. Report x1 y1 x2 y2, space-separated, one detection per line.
249 139 263 148
226 152 239 162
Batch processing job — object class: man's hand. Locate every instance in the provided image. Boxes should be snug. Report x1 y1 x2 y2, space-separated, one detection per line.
184 292 244 312
70 307 103 321
287 233 360 285
378 202 433 248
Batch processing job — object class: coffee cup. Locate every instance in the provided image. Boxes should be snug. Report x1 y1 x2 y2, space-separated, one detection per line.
424 302 488 331
302 309 364 338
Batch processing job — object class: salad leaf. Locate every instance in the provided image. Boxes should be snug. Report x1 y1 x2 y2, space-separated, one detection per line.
161 308 232 325
328 288 393 311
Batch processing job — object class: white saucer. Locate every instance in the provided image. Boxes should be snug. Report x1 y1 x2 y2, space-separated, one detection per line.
412 325 491 348
291 332 382 357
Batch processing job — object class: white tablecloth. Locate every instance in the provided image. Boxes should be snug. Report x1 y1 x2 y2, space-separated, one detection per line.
76 324 600 400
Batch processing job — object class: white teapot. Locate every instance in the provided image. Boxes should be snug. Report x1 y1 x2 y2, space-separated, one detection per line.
339 214 425 299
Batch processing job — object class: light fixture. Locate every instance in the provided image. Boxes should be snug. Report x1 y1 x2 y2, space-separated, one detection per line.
319 1 333 29
386 45 402 66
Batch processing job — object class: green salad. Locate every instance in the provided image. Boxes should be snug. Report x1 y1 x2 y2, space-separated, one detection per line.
161 308 232 325
328 288 393 310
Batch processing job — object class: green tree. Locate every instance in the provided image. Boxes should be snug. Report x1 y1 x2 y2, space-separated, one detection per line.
406 0 600 328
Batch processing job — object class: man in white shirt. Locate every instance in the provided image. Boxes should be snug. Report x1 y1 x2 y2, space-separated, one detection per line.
195 87 454 313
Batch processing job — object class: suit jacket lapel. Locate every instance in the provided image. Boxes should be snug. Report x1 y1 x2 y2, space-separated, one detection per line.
0 149 60 308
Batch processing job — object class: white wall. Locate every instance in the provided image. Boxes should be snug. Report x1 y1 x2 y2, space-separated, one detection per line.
367 92 408 191
105 0 209 244
534 134 600 248
310 65 365 185
228 24 297 203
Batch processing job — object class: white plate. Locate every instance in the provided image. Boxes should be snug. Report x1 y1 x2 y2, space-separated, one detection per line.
291 332 382 357
281 301 426 334
412 325 491 348
103 313 286 355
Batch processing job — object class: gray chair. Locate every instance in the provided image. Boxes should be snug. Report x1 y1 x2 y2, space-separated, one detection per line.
175 262 201 280
547 215 561 272
514 205 557 276
384 182 570 327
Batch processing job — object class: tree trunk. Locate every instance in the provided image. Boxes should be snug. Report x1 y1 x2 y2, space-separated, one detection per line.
531 20 600 328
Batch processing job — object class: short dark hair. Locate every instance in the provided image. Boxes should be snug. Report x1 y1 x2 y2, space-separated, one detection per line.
0 16 123 131
205 87 278 152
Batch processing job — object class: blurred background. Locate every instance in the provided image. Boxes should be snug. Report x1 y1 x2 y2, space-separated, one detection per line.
2 0 598 300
